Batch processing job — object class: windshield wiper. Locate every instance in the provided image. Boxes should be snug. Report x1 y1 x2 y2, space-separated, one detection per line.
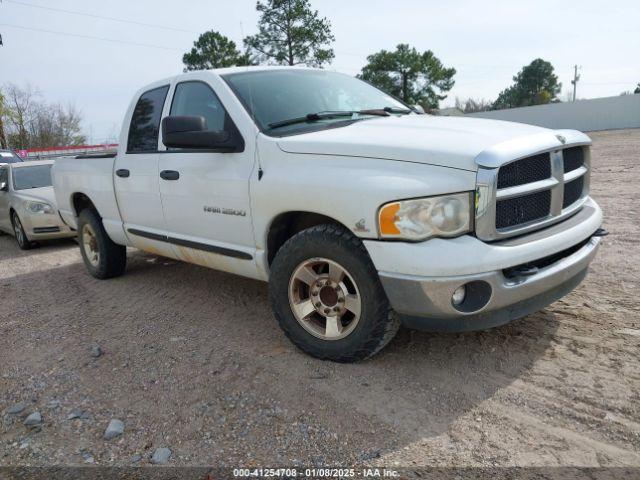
267 109 391 130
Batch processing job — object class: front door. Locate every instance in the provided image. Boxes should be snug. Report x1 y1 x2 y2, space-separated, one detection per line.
158 80 256 277
114 85 177 258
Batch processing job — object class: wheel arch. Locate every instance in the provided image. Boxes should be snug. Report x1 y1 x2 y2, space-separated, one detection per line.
266 211 351 265
9 207 18 226
71 192 99 218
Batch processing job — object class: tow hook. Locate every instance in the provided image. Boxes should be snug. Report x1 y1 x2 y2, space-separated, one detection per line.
503 265 539 280
592 228 609 237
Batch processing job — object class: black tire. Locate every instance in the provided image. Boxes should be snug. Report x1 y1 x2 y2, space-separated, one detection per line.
11 211 34 250
269 224 400 362
77 209 126 279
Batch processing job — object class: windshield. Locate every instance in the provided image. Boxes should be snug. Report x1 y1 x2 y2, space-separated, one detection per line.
13 164 53 190
0 151 22 163
222 69 409 135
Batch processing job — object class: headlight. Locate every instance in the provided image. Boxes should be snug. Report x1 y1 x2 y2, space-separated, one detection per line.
378 192 472 241
25 201 55 215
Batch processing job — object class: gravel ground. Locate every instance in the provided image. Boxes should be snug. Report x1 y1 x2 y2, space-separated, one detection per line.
0 129 638 468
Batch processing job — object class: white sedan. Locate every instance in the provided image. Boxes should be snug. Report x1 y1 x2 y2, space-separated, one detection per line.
0 160 75 249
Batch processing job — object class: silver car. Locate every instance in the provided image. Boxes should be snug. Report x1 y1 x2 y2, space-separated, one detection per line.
0 160 75 249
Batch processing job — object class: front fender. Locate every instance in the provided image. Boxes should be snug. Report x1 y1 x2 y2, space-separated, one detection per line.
250 140 476 274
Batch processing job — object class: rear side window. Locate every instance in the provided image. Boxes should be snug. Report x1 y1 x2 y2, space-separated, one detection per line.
170 81 226 132
0 167 7 185
127 85 169 153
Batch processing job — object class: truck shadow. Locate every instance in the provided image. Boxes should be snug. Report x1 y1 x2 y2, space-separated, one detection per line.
3 248 559 460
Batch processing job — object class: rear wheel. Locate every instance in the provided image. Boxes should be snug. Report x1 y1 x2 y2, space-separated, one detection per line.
77 209 126 279
12 211 33 250
269 224 400 362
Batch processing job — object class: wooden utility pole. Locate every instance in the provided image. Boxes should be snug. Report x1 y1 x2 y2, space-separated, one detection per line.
571 65 581 102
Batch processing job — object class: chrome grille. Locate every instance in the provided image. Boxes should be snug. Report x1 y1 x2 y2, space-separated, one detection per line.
563 176 584 208
562 146 584 173
497 153 551 188
475 144 590 241
496 190 551 229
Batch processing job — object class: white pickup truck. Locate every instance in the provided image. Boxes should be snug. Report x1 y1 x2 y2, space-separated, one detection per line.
53 67 604 362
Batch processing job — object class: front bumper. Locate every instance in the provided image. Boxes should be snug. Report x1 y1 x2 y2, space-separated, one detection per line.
22 211 75 241
364 198 603 332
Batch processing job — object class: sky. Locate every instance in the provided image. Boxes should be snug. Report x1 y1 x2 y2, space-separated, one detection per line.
0 0 638 143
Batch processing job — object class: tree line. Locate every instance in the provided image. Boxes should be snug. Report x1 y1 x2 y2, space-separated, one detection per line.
181 0 594 113
3 0 638 149
0 83 85 150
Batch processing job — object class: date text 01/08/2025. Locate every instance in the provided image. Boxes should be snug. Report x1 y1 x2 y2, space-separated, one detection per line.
232 467 400 477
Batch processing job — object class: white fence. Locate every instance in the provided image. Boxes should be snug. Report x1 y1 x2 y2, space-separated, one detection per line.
468 94 640 132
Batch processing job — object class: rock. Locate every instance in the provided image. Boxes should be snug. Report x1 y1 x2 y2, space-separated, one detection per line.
309 370 329 379
90 344 103 358
359 449 381 461
47 400 61 409
150 447 172 465
81 450 95 464
24 412 42 427
103 419 124 440
67 409 90 420
130 454 142 464
7 402 26 415
298 423 310 438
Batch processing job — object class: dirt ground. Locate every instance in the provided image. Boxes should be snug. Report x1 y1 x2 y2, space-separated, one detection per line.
0 129 639 469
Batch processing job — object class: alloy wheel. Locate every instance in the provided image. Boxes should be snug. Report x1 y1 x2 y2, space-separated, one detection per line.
82 223 100 267
13 214 25 247
288 257 362 340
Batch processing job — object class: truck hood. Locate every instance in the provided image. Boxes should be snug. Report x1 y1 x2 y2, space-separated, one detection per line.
276 115 552 171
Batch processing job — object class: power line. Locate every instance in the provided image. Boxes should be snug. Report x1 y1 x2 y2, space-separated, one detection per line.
4 0 198 34
0 23 184 51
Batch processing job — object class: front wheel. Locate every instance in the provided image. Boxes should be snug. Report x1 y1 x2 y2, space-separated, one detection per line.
12 211 33 250
269 224 399 362
77 209 127 279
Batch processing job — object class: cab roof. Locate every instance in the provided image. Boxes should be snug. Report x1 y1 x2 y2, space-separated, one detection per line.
212 65 319 76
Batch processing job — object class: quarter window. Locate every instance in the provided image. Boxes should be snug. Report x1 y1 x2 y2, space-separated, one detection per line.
170 82 227 132
127 85 169 153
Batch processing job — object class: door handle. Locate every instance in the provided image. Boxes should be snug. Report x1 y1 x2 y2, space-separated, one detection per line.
115 169 130 178
160 170 180 181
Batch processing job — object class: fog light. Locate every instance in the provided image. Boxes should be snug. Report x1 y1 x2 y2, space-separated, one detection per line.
452 286 466 306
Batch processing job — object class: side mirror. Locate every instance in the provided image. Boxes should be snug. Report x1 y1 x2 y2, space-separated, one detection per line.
413 104 426 114
162 116 232 149
0 181 7 192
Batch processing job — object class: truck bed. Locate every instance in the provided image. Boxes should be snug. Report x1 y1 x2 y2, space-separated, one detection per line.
52 153 123 239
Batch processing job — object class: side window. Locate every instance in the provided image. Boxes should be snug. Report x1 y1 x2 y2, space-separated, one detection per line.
127 85 169 153
0 167 7 186
170 82 227 132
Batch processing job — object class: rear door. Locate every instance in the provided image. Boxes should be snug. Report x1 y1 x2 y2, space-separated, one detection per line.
114 85 177 258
